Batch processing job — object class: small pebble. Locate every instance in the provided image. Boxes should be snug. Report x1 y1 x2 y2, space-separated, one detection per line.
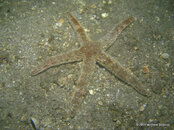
134 46 138 51
98 101 103 105
139 105 145 112
155 16 160 22
142 66 149 74
108 0 112 4
139 17 144 23
139 104 147 112
103 0 106 4
67 74 73 79
89 90 94 95
53 18 64 29
91 4 96 8
161 53 169 59
58 18 64 24
101 13 108 18
115 120 121 126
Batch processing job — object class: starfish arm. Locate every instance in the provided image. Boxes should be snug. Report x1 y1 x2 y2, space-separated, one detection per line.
98 16 135 50
96 51 151 96
66 12 89 45
31 48 83 76
70 56 96 117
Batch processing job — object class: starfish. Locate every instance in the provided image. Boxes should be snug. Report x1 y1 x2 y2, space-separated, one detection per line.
31 12 151 117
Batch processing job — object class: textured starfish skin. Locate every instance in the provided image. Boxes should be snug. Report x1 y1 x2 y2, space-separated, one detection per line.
31 12 151 117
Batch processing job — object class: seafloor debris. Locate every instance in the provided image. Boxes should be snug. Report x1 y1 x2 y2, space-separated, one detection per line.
31 117 39 130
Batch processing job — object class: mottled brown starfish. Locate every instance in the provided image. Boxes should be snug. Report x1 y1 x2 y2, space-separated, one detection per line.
31 12 150 117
